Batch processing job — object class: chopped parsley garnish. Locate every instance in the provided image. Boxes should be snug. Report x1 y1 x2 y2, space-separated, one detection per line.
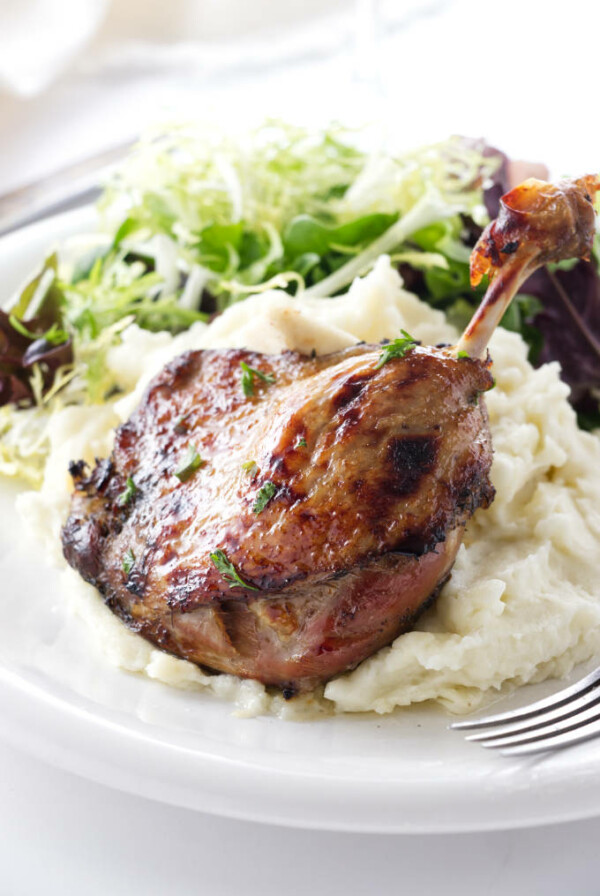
174 413 190 435
241 460 259 478
122 548 135 574
240 361 275 397
210 549 258 590
375 330 417 369
118 476 138 506
456 350 470 360
253 480 277 514
296 437 307 448
174 444 205 482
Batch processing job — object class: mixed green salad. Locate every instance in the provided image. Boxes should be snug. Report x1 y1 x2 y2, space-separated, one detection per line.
1 122 599 486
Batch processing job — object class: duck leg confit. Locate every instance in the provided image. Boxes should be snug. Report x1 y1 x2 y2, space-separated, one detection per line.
62 175 600 695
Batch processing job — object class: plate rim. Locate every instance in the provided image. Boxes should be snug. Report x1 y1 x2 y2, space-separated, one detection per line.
3 660 600 834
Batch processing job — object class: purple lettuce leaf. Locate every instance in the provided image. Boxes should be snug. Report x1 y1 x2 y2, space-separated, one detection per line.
521 262 600 420
0 255 73 407
0 309 73 407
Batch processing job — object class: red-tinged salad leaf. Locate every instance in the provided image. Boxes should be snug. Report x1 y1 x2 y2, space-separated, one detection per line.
481 144 510 221
0 255 72 407
518 262 600 429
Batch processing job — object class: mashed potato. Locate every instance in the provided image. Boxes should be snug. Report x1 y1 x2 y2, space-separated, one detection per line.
17 256 600 717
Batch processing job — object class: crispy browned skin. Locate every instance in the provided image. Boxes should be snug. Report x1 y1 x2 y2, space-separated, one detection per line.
62 343 494 693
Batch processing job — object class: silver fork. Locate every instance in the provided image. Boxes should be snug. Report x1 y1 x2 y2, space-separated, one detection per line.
450 666 600 756
0 138 135 238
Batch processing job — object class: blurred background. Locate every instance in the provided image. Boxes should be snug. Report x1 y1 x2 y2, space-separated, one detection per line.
0 0 598 197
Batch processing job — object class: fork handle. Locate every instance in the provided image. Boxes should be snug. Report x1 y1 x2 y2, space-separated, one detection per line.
0 185 102 238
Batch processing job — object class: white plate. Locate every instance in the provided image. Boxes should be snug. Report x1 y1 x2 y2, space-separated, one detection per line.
2 210 600 834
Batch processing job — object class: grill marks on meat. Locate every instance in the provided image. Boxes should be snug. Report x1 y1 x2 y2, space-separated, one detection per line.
62 343 494 691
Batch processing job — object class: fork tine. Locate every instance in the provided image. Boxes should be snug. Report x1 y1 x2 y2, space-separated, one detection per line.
450 665 600 731
499 716 600 757
471 700 600 749
464 686 600 743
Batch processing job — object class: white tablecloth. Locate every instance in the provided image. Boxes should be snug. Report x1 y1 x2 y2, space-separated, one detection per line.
1 738 599 895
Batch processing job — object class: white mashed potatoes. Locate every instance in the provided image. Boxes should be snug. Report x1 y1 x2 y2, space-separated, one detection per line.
16 255 600 717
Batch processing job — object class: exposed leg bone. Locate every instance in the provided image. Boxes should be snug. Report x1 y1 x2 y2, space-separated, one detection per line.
456 175 600 359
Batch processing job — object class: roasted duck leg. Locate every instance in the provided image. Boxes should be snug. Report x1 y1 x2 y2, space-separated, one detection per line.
62 175 599 695
63 344 495 693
